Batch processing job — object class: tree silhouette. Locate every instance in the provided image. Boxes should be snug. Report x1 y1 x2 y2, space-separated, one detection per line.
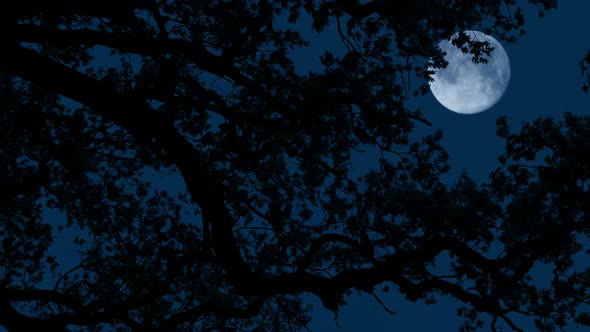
1 0 588 331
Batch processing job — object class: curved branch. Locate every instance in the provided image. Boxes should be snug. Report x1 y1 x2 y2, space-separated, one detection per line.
371 291 397 315
53 259 86 291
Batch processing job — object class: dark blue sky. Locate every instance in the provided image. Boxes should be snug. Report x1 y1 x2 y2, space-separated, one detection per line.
306 2 590 331
11 2 590 332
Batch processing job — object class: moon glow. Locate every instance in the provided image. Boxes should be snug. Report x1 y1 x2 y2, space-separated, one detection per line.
429 30 511 114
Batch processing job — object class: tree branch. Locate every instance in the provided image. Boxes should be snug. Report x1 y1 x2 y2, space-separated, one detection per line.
12 24 286 113
0 42 253 290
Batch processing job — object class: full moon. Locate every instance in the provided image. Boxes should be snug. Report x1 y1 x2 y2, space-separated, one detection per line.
429 30 511 114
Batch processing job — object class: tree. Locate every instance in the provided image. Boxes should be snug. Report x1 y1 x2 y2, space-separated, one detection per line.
1 0 588 331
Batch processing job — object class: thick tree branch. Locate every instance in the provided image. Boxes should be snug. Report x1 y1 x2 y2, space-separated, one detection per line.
0 43 253 289
12 24 433 137
256 249 506 316
0 286 153 330
12 24 286 112
257 235 520 316
0 300 69 332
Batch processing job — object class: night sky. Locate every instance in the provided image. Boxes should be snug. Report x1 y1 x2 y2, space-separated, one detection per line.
305 2 590 331
9 2 590 332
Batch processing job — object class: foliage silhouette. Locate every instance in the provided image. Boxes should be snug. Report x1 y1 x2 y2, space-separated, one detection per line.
1 0 589 331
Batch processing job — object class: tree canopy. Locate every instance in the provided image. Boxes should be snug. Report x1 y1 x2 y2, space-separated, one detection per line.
1 0 589 331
